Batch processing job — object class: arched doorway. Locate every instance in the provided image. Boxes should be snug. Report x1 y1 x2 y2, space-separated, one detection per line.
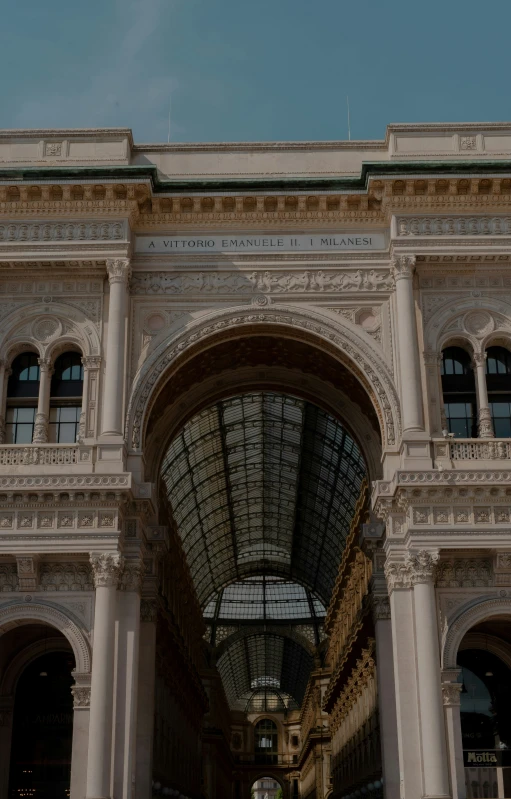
457 619 511 798
8 649 75 798
251 775 282 799
140 326 385 798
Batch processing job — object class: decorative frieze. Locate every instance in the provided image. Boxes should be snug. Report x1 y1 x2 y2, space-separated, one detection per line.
39 562 94 591
16 555 40 591
0 221 126 243
397 216 511 237
131 269 394 296
436 559 493 588
0 563 18 591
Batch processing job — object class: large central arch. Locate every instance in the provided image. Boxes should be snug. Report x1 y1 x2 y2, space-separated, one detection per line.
126 304 401 468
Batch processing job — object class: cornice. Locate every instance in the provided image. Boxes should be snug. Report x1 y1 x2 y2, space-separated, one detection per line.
0 160 510 194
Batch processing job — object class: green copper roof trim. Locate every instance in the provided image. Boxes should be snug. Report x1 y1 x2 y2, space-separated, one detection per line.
0 160 511 193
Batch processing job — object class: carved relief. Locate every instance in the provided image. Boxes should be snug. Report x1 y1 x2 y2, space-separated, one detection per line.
131 269 394 296
0 221 126 242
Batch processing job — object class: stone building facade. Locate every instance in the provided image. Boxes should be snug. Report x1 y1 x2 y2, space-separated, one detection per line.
0 123 511 799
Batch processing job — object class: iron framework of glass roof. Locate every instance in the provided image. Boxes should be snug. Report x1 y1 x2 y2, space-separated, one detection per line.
161 392 366 711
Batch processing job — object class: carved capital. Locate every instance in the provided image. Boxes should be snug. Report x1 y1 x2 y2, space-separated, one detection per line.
82 355 102 370
140 597 158 623
405 549 439 585
37 357 54 375
120 560 144 593
442 682 462 707
390 254 416 281
423 350 442 367
89 552 124 588
384 560 412 592
32 413 49 444
106 258 131 286
72 685 91 708
371 593 391 621
472 352 487 368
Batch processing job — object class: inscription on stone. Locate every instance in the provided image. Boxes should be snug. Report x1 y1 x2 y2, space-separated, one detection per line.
136 232 386 254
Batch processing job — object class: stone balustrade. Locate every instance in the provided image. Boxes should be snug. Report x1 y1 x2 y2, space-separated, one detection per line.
433 438 511 462
0 444 93 468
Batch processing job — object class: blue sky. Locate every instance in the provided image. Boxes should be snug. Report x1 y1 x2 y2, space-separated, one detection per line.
1 0 510 143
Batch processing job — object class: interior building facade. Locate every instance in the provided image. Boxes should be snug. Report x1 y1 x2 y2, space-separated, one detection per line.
0 123 510 799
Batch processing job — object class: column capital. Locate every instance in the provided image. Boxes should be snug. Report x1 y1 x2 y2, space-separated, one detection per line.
37 357 54 374
423 350 442 367
390 254 416 280
72 685 91 709
106 258 131 286
90 552 124 588
140 597 158 622
371 593 391 621
384 559 412 592
405 549 440 585
82 355 102 370
442 682 462 707
472 351 487 368
119 559 144 593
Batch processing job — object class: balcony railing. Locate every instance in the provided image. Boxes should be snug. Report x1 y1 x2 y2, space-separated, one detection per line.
0 444 93 468
434 439 511 462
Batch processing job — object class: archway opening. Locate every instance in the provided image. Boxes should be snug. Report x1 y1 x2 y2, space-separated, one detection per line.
7 648 74 799
251 776 282 799
458 618 511 799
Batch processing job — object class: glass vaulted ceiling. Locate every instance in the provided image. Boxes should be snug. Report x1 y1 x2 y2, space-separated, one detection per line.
161 392 366 711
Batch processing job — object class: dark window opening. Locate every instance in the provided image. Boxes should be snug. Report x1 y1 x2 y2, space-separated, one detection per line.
486 347 511 437
255 718 278 764
441 348 477 437
51 353 83 398
7 353 40 398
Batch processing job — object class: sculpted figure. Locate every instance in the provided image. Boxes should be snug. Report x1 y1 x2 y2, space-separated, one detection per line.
313 270 332 291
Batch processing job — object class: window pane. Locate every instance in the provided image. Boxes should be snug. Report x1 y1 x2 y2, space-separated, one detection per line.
6 406 36 443
49 405 81 443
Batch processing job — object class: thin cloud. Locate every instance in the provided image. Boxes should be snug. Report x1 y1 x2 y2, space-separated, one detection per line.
14 0 181 138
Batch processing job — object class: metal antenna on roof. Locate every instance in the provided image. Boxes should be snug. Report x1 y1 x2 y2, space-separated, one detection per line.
167 96 172 144
347 95 351 141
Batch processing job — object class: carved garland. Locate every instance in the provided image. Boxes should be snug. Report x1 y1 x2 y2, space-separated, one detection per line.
126 305 401 450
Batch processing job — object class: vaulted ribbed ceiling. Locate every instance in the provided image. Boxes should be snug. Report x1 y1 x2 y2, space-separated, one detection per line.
161 391 366 711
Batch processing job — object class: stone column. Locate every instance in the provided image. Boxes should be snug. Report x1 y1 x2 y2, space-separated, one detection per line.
101 259 131 436
442 672 465 799
113 560 143 799
391 255 424 432
472 353 494 438
0 360 11 443
372 589 400 799
385 559 423 799
408 550 451 799
135 599 157 799
71 674 92 799
86 552 123 799
33 357 53 443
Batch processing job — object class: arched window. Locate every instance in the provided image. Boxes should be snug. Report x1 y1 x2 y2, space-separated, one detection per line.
6 352 40 443
254 718 278 764
441 347 477 437
486 346 511 437
49 352 84 443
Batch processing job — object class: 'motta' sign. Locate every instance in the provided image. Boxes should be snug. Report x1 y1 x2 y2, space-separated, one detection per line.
464 750 504 767
136 233 386 254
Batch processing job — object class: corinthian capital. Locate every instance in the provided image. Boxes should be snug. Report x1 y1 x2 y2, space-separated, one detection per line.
90 552 124 588
120 560 144 593
405 549 439 585
384 560 412 592
106 258 131 286
390 254 416 281
37 357 54 374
